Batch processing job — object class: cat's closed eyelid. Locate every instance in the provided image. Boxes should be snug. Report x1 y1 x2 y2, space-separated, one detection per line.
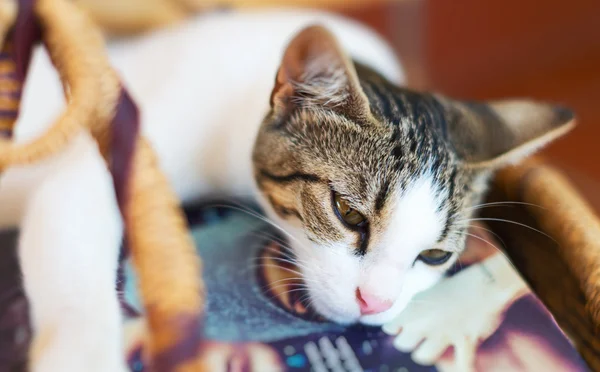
257 169 323 185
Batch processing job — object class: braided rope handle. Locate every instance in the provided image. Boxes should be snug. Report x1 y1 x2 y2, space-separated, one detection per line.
0 0 113 168
0 0 206 369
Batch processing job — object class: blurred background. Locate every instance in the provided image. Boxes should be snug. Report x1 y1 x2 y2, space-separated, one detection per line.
1 1 599 370
79 0 600 209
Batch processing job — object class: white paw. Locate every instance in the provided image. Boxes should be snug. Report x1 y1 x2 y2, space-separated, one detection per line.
383 253 526 370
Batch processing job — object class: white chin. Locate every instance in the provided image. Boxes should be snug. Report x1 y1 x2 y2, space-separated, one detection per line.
359 309 401 326
308 291 408 326
309 296 360 325
359 295 412 326
312 300 402 326
309 297 402 326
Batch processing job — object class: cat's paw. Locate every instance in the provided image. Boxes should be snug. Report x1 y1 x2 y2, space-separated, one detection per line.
383 252 524 370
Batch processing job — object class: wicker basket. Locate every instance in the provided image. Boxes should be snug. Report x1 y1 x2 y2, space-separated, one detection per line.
485 159 600 370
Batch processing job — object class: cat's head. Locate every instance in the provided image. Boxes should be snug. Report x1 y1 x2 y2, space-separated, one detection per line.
252 25 574 325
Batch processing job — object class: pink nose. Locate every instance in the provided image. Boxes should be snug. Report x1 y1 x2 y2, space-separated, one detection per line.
356 288 393 315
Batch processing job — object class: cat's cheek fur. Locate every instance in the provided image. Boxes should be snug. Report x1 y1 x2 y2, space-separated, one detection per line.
255 192 361 322
294 240 362 323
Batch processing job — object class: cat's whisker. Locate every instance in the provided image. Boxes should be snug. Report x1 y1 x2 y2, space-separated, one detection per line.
249 230 290 248
248 244 315 271
266 276 309 287
304 296 317 310
467 224 508 251
247 247 295 263
261 245 315 268
263 244 296 259
291 292 319 315
207 198 261 213
459 217 557 244
247 262 305 277
207 203 306 248
248 229 283 240
463 232 519 272
464 201 546 212
249 255 316 276
454 257 463 272
260 278 309 293
296 293 324 320
264 287 312 303
297 292 312 303
216 201 319 253
242 244 307 276
260 241 301 260
264 282 311 294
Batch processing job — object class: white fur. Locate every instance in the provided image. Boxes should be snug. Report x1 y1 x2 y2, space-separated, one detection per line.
285 174 450 325
361 174 449 325
0 9 405 369
17 133 125 371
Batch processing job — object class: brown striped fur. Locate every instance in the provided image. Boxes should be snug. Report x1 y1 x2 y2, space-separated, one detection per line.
252 25 575 258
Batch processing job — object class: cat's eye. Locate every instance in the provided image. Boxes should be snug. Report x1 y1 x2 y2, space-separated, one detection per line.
418 249 452 265
333 192 366 228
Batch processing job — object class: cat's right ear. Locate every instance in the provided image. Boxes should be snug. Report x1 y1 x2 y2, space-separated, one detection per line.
270 25 372 121
444 98 575 169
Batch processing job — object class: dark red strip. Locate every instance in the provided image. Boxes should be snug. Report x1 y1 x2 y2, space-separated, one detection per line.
0 0 42 140
150 314 203 372
13 0 41 85
109 87 139 212
110 86 205 369
0 111 18 119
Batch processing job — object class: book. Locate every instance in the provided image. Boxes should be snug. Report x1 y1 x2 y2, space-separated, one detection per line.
0 200 590 371
121 201 589 371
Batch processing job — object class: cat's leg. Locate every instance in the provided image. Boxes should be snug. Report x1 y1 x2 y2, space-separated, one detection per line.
17 133 127 371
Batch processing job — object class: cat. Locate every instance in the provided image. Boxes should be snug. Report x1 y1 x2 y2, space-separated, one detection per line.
0 8 573 371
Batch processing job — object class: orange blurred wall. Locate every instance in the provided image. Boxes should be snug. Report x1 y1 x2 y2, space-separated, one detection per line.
422 0 600 179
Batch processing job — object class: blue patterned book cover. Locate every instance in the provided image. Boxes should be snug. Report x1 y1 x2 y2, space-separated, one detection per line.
0 200 590 371
119 201 588 372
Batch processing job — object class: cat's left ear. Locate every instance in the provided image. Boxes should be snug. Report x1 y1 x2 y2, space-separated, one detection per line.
446 98 575 168
270 25 372 121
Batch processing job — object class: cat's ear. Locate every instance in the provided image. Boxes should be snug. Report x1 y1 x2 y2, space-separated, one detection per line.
447 99 575 168
270 25 371 120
